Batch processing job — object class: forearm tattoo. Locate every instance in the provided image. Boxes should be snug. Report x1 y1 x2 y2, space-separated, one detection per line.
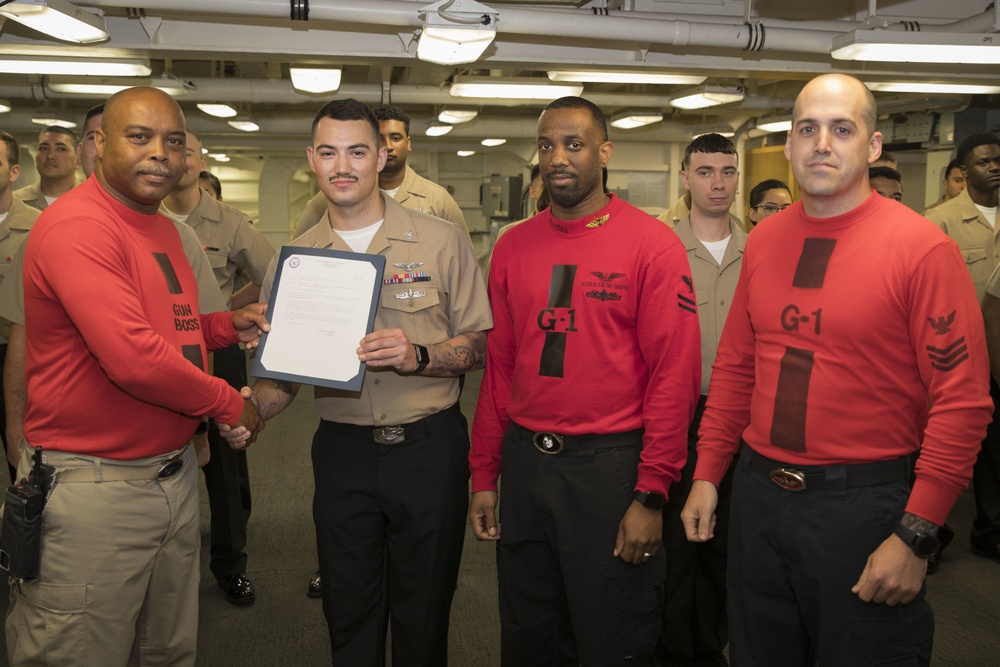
255 379 297 420
429 332 487 376
900 512 940 535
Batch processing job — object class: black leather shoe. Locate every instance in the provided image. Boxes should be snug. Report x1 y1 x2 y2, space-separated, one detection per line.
307 571 322 598
971 541 1000 565
219 574 256 605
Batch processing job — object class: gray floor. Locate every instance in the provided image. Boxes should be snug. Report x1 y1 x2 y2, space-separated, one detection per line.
2 370 1000 665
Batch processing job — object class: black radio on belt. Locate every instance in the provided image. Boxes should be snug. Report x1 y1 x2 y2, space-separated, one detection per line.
0 447 54 582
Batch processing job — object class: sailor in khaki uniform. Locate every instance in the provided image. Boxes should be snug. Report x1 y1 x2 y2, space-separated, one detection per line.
161 128 275 605
13 126 79 211
222 99 491 666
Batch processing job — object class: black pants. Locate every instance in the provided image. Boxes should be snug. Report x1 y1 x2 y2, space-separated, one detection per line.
728 445 934 666
202 343 252 581
312 403 469 667
1 342 13 484
656 397 732 667
497 423 662 667
972 377 1000 549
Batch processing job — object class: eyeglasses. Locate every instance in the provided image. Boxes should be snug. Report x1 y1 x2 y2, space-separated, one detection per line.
753 203 791 215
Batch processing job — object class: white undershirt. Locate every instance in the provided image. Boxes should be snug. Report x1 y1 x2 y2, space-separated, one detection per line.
701 236 730 265
160 207 190 224
383 187 400 198
336 219 384 253
975 203 998 229
0 211 8 224
44 195 58 207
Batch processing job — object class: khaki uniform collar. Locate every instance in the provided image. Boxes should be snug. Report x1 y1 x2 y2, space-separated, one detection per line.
305 195 418 254
674 213 746 268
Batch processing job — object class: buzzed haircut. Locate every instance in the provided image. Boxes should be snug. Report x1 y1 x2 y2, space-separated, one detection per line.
186 127 202 144
530 163 541 182
200 170 222 198
543 97 609 142
85 103 105 127
682 133 737 170
944 158 962 179
312 98 380 147
869 166 902 183
374 105 411 136
38 125 79 148
749 179 790 208
0 130 19 166
956 133 1000 168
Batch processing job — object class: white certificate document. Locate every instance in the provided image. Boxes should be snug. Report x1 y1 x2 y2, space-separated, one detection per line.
251 246 384 391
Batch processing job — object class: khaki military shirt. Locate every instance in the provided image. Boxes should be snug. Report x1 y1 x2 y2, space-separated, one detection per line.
294 165 470 241
262 195 492 426
168 191 275 303
0 218 227 336
657 195 690 226
0 198 42 341
13 182 50 211
924 188 999 302
670 214 746 395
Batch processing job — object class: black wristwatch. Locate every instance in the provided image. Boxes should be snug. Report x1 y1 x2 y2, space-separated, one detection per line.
412 344 430 374
633 490 666 511
894 522 941 559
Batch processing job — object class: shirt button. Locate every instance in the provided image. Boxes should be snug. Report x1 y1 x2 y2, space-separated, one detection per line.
719 299 725 305
373 378 380 385
379 414 387 422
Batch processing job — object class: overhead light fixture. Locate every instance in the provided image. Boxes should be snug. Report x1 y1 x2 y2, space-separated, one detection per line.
47 76 187 97
0 55 150 76
289 67 343 94
0 0 109 44
548 71 707 85
457 150 476 157
417 0 498 66
831 30 1000 64
481 138 506 146
438 109 478 124
31 116 77 129
610 111 664 130
425 124 454 137
755 116 792 133
0 100 11 113
207 153 230 163
670 85 745 110
450 76 583 100
228 117 259 132
866 81 1000 95
198 103 238 118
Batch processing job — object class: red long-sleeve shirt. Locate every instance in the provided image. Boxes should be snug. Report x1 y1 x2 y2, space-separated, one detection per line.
471 194 701 498
695 193 992 525
23 178 244 460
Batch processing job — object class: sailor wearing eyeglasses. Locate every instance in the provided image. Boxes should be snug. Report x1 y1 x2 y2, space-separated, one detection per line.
747 178 793 227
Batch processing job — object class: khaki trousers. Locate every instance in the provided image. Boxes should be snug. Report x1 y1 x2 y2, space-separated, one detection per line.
5 444 200 667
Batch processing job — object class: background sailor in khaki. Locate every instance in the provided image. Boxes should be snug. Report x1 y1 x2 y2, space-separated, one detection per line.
13 126 79 211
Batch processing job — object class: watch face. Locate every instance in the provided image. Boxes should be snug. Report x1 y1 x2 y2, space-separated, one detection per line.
914 533 940 559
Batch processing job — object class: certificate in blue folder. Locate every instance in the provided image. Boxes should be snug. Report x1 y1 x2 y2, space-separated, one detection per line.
251 246 385 391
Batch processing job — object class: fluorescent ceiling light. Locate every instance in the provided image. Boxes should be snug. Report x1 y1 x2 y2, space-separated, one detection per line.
207 153 230 163
481 138 506 146
289 67 342 94
457 150 476 157
610 111 663 130
47 76 187 97
425 124 454 137
31 116 76 129
866 81 1000 95
198 103 238 118
228 117 259 132
450 76 583 100
417 0 498 66
0 100 10 113
0 0 109 44
548 71 707 85
670 86 745 110
438 109 478 124
0 56 150 76
831 30 1000 64
755 117 792 133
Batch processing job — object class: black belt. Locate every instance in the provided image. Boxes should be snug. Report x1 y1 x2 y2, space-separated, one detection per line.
323 402 461 445
746 445 910 492
511 422 642 456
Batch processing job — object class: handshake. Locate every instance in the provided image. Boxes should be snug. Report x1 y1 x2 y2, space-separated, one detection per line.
221 386 264 449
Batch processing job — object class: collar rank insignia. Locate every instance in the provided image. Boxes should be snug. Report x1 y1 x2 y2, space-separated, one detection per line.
404 230 415 239
395 289 426 300
585 214 610 229
394 262 424 271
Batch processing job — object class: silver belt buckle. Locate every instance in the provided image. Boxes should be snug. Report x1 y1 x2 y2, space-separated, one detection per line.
157 454 184 480
770 467 806 491
532 432 564 455
374 426 405 445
